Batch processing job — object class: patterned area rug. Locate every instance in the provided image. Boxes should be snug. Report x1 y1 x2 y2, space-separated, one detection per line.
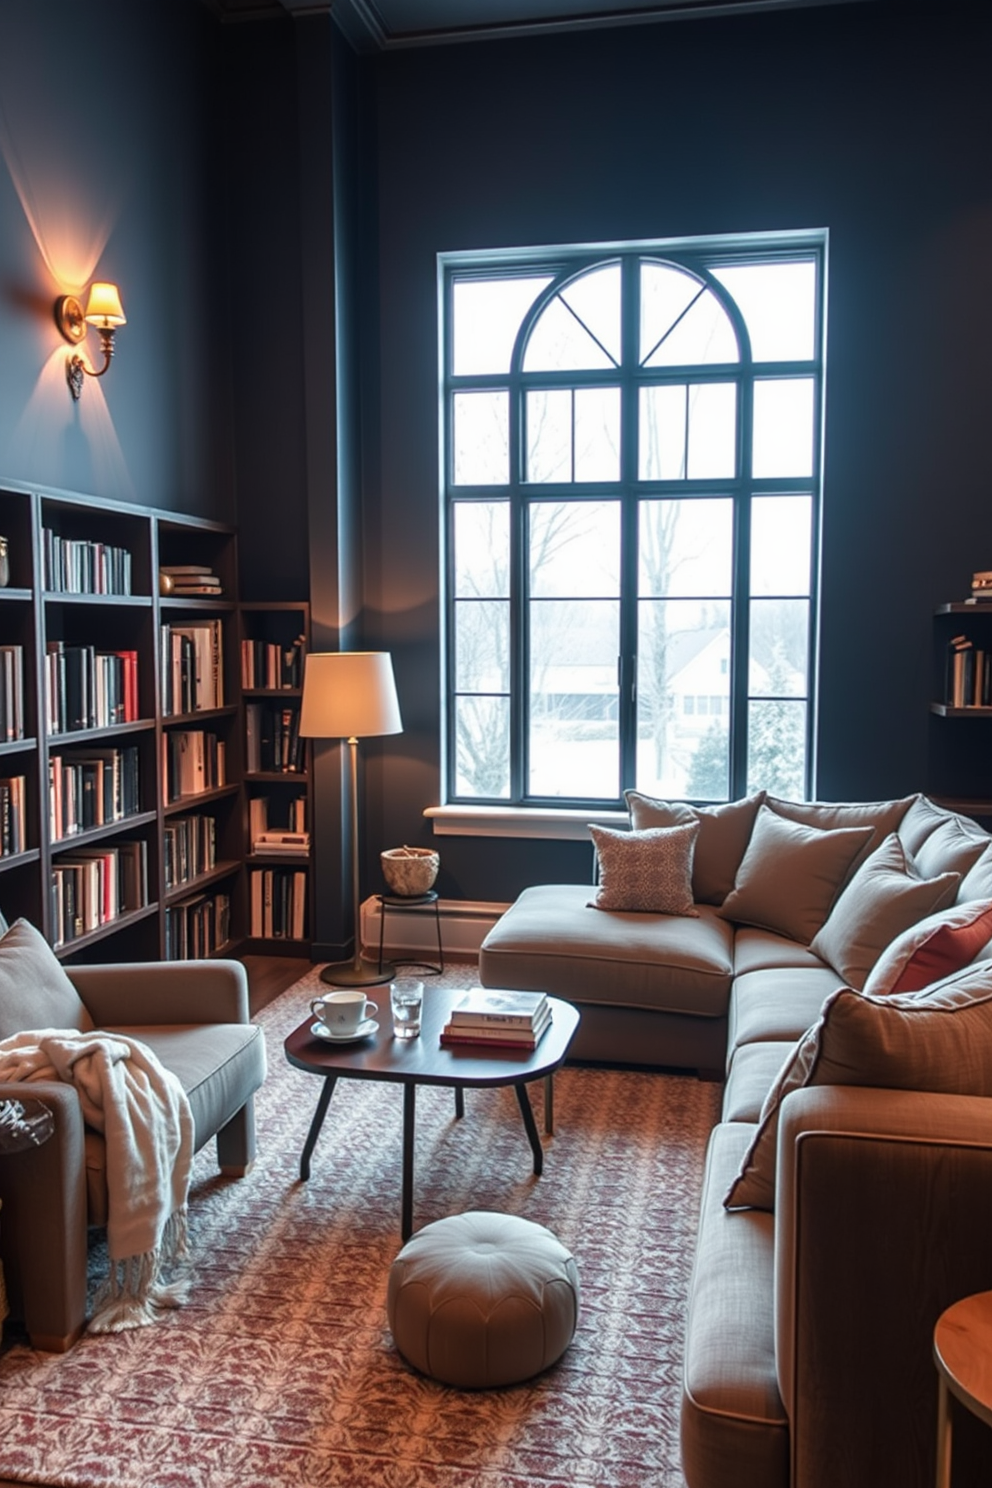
0 963 721 1488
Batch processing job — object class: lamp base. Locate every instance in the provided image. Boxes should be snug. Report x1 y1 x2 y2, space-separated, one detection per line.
320 957 395 988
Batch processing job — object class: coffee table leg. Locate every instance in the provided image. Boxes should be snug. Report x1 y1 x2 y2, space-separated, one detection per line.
454 1086 465 1120
299 1075 337 1181
544 1073 554 1135
402 1083 416 1241
514 1082 544 1176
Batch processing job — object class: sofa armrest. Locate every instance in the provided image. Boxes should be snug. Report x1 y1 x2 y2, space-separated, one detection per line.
774 1085 992 1488
67 959 251 1028
0 1081 88 1349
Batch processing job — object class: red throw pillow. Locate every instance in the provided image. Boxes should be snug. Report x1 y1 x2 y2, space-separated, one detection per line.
862 899 992 996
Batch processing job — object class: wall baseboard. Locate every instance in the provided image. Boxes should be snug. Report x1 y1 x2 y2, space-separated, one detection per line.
360 896 509 961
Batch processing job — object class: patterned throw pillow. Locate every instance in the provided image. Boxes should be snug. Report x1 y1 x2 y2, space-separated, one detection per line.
862 898 992 996
623 791 764 905
588 822 700 916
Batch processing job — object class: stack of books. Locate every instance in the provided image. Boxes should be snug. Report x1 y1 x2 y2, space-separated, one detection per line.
160 564 224 597
440 989 551 1050
966 571 992 604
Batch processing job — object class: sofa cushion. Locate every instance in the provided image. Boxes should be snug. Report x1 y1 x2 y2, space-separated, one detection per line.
912 814 989 880
808 834 960 991
722 1042 792 1124
765 794 917 874
588 821 699 915
681 1122 788 1488
862 899 992 997
0 919 94 1039
724 961 992 1211
479 884 734 1019
727 966 844 1065
624 791 765 905
733 928 825 977
717 805 874 944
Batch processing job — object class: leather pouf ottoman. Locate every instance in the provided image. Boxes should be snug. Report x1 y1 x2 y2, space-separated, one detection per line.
387 1210 580 1388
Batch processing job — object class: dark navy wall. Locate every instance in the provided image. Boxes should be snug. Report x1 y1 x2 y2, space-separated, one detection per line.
0 0 232 517
364 0 992 903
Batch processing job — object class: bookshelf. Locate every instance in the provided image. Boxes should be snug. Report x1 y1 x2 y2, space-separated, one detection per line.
0 483 254 963
239 602 312 953
930 604 992 820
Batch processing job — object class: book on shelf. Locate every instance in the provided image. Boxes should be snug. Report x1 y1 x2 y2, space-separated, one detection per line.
160 565 223 596
440 1002 553 1050
0 776 26 857
44 530 132 596
253 829 311 855
160 619 223 713
0 646 24 742
447 988 549 1029
946 635 992 708
241 634 306 690
249 866 308 939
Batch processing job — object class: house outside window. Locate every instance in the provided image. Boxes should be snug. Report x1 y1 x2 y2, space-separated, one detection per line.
441 233 825 810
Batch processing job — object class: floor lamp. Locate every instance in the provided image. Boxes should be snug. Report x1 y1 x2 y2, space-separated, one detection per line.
299 651 403 987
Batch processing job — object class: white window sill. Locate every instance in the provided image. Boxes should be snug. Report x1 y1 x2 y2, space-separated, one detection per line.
424 804 626 841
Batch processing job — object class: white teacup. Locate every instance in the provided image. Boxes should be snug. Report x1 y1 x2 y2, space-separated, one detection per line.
310 991 377 1037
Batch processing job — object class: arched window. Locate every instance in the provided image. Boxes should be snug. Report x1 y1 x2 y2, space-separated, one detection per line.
443 236 824 808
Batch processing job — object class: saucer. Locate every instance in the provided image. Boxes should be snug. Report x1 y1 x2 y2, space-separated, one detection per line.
311 1018 378 1044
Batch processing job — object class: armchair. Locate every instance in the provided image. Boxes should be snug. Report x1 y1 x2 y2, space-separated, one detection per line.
0 923 267 1351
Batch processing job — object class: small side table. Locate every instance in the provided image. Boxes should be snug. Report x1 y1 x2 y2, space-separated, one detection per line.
933 1289 992 1488
376 890 444 976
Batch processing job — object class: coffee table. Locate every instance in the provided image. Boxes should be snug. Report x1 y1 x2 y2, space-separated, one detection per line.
284 988 579 1239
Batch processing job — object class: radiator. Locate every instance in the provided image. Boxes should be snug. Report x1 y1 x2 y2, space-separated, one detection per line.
359 896 510 961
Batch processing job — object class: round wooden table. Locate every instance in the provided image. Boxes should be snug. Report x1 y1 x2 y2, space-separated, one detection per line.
933 1289 992 1488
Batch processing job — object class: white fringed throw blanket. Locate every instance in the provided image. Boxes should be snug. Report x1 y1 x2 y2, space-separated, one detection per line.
0 1029 194 1333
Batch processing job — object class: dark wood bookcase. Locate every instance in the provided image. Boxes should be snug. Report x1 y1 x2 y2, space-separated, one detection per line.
929 603 992 821
0 482 313 963
238 601 312 955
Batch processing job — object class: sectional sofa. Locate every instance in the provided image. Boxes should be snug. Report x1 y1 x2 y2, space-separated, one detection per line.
479 790 992 1488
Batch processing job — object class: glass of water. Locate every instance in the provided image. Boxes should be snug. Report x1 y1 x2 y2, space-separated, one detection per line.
390 978 424 1039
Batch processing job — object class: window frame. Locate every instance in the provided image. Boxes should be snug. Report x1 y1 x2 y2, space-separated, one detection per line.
440 232 826 812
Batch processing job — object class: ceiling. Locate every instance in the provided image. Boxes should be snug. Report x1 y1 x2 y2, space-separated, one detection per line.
207 0 877 51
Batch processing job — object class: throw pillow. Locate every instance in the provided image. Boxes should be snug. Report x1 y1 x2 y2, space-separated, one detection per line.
716 804 874 944
808 834 960 990
959 845 992 904
0 919 93 1040
897 794 950 856
724 960 992 1211
588 822 700 916
912 815 990 881
624 791 765 905
766 794 917 879
862 898 992 996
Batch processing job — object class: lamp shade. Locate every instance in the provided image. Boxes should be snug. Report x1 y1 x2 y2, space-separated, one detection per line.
84 282 126 327
299 651 402 739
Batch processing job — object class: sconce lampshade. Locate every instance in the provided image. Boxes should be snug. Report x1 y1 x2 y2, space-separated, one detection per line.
84 282 126 328
299 652 402 740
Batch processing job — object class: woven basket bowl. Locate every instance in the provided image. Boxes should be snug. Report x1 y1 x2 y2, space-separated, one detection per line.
381 847 440 897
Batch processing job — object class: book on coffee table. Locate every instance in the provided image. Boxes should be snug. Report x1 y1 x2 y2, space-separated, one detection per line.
441 997 552 1050
448 988 549 1030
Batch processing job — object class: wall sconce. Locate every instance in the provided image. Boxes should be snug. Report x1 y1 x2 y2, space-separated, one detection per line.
54 283 127 400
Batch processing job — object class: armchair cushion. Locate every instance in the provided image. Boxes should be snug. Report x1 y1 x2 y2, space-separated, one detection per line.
0 920 93 1039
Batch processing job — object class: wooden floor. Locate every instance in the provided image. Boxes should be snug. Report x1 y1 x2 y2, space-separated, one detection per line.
241 952 313 1015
